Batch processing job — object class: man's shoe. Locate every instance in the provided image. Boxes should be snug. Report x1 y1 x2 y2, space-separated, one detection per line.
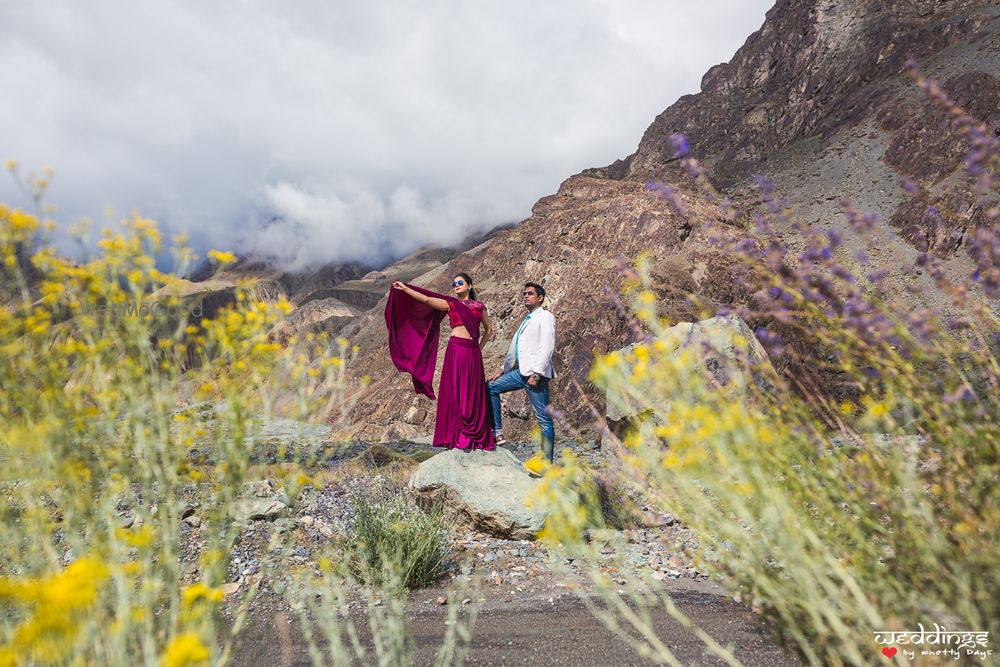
495 437 509 447
523 454 551 477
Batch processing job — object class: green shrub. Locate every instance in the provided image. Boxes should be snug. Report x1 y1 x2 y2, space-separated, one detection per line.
595 473 641 531
337 490 449 590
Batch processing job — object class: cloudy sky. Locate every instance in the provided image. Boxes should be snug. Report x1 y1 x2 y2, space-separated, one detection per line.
1 1 771 272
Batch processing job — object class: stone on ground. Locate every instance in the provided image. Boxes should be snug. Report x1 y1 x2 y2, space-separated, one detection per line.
233 497 288 524
408 448 547 540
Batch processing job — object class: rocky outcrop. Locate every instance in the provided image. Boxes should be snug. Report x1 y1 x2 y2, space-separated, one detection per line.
230 478 293 525
621 1 1000 258
279 262 371 307
268 297 361 343
151 271 288 322
408 448 547 540
299 280 387 311
617 1 999 187
603 315 774 450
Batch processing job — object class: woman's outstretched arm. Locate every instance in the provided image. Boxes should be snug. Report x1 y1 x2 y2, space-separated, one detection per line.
391 281 449 311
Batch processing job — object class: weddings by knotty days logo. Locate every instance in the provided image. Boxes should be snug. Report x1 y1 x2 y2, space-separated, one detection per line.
874 624 992 662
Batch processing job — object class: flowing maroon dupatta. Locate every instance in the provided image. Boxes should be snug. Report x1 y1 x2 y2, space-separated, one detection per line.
385 283 481 399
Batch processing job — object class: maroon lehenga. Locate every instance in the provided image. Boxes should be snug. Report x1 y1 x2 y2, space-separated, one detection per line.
385 284 495 450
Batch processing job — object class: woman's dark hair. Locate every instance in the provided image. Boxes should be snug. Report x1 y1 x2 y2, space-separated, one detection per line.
455 272 477 301
524 281 545 302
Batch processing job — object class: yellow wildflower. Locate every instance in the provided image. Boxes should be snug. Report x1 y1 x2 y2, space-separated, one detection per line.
161 633 210 667
181 582 224 607
207 249 236 264
116 526 153 548
865 400 890 419
523 454 551 477
9 209 38 232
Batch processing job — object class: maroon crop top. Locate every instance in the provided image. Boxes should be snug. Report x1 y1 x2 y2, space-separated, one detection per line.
449 300 485 328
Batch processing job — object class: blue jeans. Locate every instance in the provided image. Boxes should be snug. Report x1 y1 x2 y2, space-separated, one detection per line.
488 370 555 462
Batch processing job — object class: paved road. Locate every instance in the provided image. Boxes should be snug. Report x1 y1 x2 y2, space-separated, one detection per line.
229 588 801 666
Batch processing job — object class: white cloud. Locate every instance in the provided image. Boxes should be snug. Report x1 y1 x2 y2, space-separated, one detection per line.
0 0 772 270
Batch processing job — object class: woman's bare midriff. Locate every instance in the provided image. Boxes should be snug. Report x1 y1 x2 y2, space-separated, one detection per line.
451 325 472 340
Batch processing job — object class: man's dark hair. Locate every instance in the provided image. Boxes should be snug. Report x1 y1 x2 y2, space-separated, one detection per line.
524 281 545 302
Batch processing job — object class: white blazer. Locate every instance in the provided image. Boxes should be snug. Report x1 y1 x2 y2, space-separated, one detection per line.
502 307 557 378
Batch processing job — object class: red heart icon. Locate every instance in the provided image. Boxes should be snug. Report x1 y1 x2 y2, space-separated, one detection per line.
882 647 897 658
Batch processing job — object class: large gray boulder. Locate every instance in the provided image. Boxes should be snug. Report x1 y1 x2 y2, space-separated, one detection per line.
604 314 774 448
408 448 547 540
232 478 290 524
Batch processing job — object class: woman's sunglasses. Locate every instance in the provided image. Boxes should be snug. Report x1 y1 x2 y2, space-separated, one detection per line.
452 280 465 287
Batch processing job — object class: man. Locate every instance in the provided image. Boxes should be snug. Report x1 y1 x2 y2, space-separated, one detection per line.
488 282 556 471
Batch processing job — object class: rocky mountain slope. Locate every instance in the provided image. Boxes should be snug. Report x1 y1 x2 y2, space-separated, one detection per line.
333 0 1000 442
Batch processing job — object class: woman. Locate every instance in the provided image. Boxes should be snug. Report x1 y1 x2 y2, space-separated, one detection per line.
385 272 495 450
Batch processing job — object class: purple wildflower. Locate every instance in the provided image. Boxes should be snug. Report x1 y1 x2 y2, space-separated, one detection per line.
683 157 706 181
754 327 785 356
942 386 975 404
753 175 775 195
735 238 758 255
646 181 690 217
799 245 833 263
867 270 889 283
831 265 856 283
669 133 690 158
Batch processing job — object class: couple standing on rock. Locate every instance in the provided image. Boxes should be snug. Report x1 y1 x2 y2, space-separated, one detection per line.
385 273 557 473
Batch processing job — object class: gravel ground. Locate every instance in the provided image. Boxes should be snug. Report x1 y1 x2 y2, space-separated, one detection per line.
167 437 800 664
176 439 707 612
